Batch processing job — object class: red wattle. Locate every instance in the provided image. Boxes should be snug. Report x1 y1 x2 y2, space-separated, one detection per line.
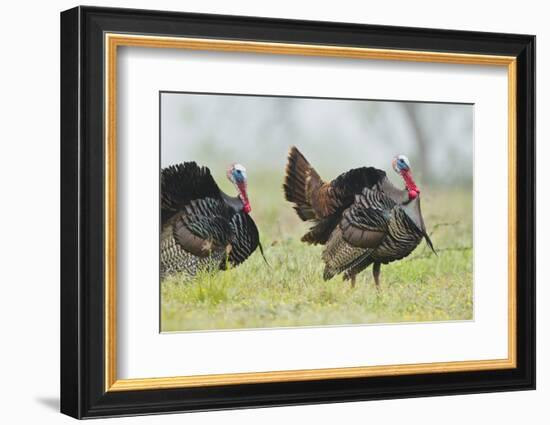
401 170 420 200
237 182 251 213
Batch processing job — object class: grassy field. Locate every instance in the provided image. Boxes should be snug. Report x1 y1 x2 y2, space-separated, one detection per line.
161 173 473 332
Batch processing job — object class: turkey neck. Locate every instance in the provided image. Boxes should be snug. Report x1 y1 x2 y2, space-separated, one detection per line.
236 182 251 213
221 184 251 213
400 169 420 200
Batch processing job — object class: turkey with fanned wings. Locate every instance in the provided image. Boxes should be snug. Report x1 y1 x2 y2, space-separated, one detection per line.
283 146 435 288
161 161 266 279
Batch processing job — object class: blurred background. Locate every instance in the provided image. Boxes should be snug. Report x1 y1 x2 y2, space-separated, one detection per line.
160 92 474 331
161 92 473 188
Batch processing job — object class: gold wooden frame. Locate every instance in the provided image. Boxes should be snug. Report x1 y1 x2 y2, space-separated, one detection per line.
104 33 517 392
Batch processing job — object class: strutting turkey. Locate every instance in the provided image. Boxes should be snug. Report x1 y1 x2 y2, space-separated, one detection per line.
160 161 266 278
283 146 435 288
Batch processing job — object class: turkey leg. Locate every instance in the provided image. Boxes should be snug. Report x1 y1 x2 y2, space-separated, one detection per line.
373 262 381 289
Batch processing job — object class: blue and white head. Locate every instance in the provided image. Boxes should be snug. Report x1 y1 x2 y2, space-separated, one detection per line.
392 154 411 174
226 163 251 213
227 163 248 185
392 154 420 200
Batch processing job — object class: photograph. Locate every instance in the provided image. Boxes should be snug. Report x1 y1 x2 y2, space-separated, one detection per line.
160 92 474 332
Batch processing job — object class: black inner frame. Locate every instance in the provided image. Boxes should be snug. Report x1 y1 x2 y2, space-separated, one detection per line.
61 6 535 419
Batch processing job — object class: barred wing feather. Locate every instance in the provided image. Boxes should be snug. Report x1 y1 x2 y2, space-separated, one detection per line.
221 212 261 269
172 197 233 257
340 188 395 249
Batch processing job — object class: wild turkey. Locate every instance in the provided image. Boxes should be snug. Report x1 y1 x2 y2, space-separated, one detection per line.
283 146 435 288
161 161 266 278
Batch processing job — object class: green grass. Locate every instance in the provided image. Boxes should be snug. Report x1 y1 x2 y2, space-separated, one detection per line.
161 174 473 332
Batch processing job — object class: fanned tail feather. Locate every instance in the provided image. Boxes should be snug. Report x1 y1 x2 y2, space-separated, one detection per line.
283 146 321 221
161 162 220 225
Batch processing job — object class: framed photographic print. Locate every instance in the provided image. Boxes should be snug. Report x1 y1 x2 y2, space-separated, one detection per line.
60 6 535 419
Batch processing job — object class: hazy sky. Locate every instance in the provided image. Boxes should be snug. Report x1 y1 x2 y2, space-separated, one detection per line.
161 92 473 186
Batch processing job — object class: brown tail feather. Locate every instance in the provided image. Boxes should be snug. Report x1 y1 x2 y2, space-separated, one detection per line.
283 146 323 221
301 214 339 245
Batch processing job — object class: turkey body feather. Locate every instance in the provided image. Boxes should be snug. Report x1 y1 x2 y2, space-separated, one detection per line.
284 146 434 286
160 162 262 278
